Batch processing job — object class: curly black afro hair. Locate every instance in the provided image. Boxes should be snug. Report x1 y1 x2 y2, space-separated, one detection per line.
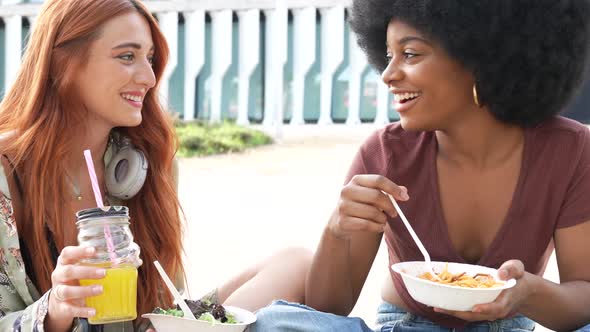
349 0 590 127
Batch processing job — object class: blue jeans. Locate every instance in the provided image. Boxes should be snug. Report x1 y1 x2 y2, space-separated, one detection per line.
250 300 536 332
375 302 534 332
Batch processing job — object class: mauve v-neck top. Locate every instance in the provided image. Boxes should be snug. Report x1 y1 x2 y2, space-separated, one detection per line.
344 116 590 328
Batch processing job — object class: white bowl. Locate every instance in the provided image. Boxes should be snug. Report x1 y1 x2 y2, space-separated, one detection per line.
391 261 516 311
142 306 256 332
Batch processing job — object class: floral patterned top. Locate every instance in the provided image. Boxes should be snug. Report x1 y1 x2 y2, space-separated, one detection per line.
0 160 52 332
0 139 181 332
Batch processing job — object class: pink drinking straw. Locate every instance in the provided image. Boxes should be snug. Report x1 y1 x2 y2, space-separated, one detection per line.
84 150 117 264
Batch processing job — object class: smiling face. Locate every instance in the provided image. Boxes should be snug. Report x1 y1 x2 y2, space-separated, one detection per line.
382 20 476 131
75 11 156 131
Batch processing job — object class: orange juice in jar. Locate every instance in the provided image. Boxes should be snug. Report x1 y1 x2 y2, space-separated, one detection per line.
76 206 141 324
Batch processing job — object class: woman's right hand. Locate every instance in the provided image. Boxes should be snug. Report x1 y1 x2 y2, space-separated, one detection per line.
329 174 410 239
46 246 105 332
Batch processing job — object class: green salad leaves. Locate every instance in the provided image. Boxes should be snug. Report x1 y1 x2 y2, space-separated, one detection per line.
153 299 238 324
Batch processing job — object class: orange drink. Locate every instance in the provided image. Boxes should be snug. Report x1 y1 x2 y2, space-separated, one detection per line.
80 264 138 324
76 206 142 325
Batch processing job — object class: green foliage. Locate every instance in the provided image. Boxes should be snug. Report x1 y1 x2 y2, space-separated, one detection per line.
175 121 273 158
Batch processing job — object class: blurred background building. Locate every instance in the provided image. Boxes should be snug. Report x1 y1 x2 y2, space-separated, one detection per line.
0 0 587 125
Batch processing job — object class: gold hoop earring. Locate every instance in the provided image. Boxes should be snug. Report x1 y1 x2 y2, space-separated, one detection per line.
473 84 481 107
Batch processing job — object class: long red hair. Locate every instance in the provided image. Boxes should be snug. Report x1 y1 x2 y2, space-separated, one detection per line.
0 0 184 318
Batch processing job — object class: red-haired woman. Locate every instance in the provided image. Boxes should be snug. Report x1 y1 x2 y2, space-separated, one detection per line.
0 0 310 331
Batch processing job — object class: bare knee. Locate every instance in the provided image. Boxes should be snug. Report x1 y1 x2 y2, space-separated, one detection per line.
275 247 314 262
271 247 314 274
221 247 314 309
267 247 313 303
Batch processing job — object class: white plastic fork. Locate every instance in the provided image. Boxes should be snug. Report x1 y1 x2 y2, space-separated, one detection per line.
383 191 441 280
154 260 197 320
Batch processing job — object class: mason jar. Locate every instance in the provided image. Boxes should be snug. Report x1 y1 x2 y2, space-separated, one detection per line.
76 206 142 325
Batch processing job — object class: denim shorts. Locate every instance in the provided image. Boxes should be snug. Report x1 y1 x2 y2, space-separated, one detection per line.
251 300 539 332
375 302 535 332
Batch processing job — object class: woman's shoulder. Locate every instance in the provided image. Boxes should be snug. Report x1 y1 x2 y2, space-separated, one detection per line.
365 122 431 146
530 116 590 159
0 155 11 200
353 122 433 175
0 169 8 193
534 116 589 140
0 132 16 199
0 155 17 239
360 122 433 160
527 117 590 184
0 130 16 152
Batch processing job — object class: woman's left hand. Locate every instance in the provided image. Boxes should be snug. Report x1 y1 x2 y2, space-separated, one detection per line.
433 260 533 321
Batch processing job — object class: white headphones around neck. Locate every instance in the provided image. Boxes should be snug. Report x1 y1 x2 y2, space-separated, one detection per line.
105 136 148 200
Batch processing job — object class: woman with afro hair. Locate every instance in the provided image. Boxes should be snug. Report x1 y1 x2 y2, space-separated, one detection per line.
251 1 590 331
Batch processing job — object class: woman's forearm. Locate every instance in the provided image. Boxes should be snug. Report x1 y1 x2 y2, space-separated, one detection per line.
305 177 395 315
520 274 590 331
305 225 355 315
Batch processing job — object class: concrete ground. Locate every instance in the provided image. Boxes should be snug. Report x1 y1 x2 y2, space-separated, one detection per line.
177 124 558 332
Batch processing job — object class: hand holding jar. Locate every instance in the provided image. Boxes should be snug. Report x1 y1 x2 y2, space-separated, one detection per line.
47 246 107 332
76 206 142 325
